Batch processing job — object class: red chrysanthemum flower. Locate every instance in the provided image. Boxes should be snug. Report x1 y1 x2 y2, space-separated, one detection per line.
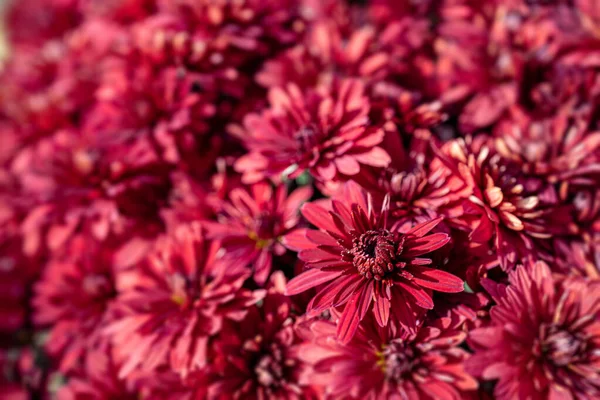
57 346 205 400
283 181 463 343
0 19 125 141
257 15 432 93
90 15 222 175
433 0 522 133
0 194 37 334
233 79 391 191
359 128 470 231
205 181 312 285
106 223 264 379
297 313 477 399
13 128 173 265
494 104 600 185
468 260 600 399
442 136 576 269
5 0 81 47
208 272 319 400
554 185 600 278
33 235 117 372
57 348 140 400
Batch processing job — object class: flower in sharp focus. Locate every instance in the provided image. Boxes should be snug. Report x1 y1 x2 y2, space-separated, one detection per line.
205 181 312 285
32 234 117 372
283 181 463 343
468 260 600 399
297 314 477 399
233 79 391 190
106 224 264 379
208 272 319 400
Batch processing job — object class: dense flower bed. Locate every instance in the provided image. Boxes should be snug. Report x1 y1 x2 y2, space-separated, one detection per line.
1 1 599 399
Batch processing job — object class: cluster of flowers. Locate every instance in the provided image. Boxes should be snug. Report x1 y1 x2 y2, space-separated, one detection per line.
1 0 599 399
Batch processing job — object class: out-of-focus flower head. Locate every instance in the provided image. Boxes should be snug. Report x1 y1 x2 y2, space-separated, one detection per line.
106 223 264 379
441 135 576 270
298 313 477 399
257 6 434 98
468 260 600 399
13 127 173 264
0 192 38 334
208 272 319 399
0 19 124 143
5 0 81 47
33 234 118 372
494 104 600 185
433 1 522 133
206 181 312 285
56 348 140 400
234 79 391 193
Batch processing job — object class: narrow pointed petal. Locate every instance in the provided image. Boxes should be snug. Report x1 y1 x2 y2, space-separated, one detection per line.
336 282 372 344
410 267 464 293
402 233 451 257
373 294 390 327
286 269 342 296
406 217 444 237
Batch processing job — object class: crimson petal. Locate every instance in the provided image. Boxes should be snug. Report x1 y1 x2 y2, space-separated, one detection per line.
286 268 342 296
410 266 464 293
336 282 373 344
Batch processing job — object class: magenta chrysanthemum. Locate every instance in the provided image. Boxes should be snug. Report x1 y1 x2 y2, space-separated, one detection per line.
284 181 463 342
33 235 117 372
205 181 312 285
298 314 477 399
468 261 600 399
208 273 318 399
106 224 264 378
234 79 391 191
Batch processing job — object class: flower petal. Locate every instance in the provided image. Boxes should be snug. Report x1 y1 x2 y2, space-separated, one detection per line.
285 268 342 296
406 216 444 237
410 267 464 293
373 294 390 327
302 202 342 235
281 229 313 251
397 280 434 309
402 233 451 257
336 282 373 344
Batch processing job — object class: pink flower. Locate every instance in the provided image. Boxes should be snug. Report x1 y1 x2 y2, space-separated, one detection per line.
284 181 463 343
298 314 477 399
56 348 140 400
359 128 470 231
33 235 117 372
205 181 312 285
468 261 600 399
441 136 576 269
234 79 391 190
494 105 600 185
106 224 264 378
208 272 319 400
